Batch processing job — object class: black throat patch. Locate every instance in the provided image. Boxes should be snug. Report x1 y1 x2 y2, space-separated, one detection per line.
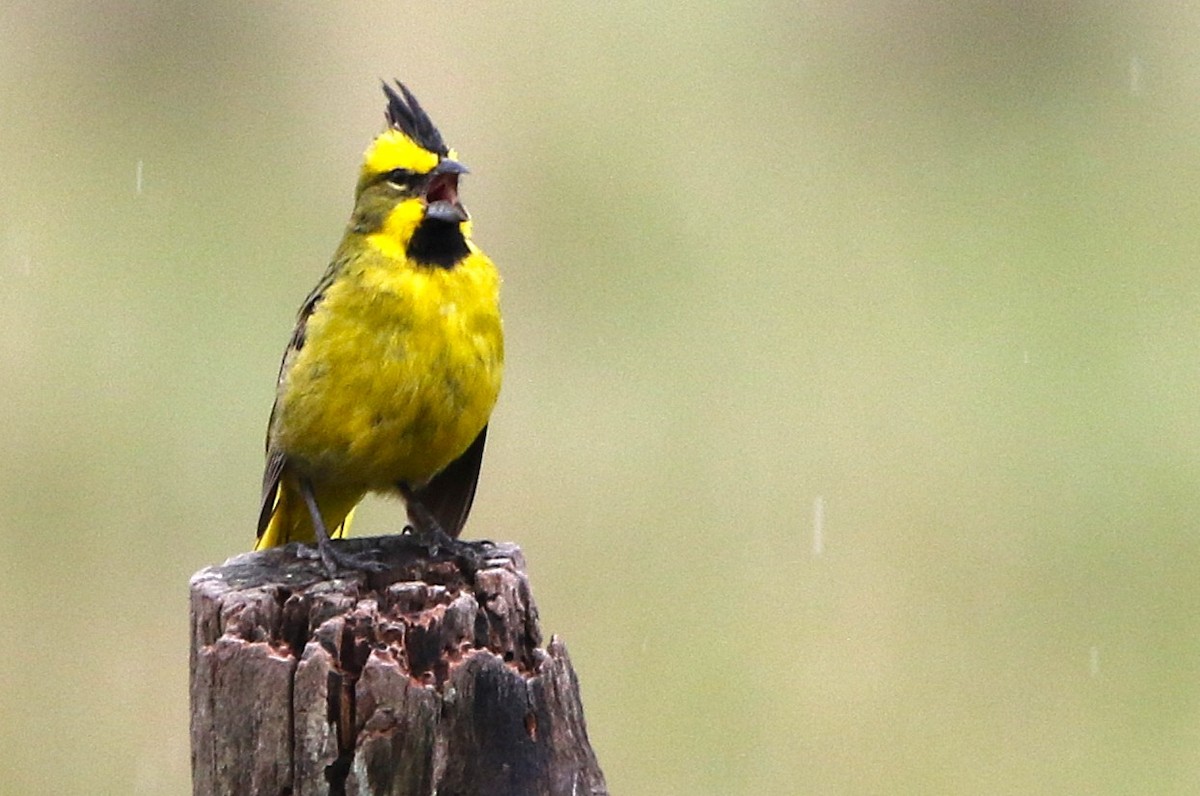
406 218 470 268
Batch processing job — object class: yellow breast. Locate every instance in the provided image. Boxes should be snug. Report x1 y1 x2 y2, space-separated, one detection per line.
272 244 503 489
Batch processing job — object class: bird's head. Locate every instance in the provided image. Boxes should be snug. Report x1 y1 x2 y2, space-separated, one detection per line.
353 81 472 267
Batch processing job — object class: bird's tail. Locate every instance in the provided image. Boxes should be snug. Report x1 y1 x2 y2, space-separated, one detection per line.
255 476 361 551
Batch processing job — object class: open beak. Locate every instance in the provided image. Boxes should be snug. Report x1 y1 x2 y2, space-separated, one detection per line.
424 159 470 223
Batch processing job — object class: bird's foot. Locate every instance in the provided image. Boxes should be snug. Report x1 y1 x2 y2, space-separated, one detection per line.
296 538 389 577
403 524 497 573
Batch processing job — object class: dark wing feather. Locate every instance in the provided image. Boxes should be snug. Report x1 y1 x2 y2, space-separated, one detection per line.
257 449 287 538
257 258 344 539
412 424 488 538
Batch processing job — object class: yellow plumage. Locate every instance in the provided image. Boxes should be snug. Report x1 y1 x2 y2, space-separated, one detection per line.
255 82 503 560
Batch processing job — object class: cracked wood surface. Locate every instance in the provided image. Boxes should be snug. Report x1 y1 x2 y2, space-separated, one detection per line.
190 537 607 796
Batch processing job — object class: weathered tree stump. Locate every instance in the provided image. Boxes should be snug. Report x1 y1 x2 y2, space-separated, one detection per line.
190 537 607 796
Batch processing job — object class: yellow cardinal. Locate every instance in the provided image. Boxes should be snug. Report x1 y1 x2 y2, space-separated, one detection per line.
255 81 503 571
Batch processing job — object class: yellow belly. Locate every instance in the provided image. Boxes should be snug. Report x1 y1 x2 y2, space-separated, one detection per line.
271 247 503 490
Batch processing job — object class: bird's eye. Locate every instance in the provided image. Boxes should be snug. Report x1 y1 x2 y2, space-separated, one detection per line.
383 168 416 186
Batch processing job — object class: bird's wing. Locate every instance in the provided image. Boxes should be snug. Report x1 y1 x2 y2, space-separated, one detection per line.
411 424 488 538
257 449 287 538
257 258 344 540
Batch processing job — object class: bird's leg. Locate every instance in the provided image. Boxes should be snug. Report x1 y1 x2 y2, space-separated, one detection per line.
398 482 458 553
398 483 491 570
299 477 387 576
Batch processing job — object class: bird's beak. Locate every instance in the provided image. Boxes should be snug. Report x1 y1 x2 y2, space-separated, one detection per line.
425 159 470 222
433 158 469 176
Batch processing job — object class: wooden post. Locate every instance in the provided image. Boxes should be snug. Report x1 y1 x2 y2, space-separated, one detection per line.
190 537 608 796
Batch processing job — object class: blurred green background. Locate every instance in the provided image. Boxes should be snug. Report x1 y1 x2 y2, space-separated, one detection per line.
3 2 1199 793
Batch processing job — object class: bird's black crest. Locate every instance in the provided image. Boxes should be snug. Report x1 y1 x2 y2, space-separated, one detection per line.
383 81 449 156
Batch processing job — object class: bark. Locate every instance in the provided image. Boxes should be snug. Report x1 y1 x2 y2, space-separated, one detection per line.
190 537 607 796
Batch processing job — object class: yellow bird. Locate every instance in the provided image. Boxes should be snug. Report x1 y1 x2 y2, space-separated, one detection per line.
255 81 503 571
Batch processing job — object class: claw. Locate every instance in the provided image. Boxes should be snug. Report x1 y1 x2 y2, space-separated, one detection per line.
316 543 390 575
299 476 389 577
